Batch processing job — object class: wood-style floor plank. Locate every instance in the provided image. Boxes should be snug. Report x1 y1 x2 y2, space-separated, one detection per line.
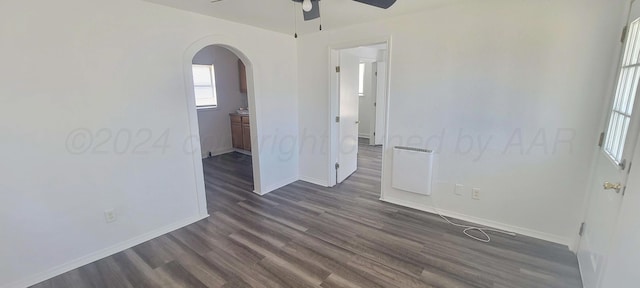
30 139 582 288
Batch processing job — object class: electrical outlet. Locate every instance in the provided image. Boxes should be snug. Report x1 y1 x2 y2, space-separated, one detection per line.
454 184 464 196
104 209 117 223
472 188 481 200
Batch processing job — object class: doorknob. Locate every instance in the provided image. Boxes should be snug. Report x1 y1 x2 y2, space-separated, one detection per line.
603 182 623 193
355 121 360 124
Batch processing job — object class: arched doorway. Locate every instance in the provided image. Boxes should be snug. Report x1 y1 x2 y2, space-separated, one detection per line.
183 38 261 216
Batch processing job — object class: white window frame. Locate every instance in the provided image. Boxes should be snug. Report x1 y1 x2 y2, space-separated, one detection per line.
604 19 640 167
192 64 218 109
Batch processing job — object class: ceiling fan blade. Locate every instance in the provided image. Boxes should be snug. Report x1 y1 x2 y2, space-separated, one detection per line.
352 0 397 9
303 0 320 21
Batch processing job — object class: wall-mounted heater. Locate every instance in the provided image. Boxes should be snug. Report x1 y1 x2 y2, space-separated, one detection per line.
392 146 434 196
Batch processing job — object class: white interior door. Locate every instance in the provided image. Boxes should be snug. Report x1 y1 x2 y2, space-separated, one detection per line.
599 135 640 287
337 50 360 183
374 61 387 145
578 3 640 287
368 62 377 145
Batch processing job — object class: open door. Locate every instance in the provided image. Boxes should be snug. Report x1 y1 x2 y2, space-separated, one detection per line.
337 50 360 183
578 2 640 287
374 61 387 146
599 136 640 287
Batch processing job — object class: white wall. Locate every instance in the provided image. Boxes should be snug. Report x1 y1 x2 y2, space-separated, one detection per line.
0 0 298 287
193 46 248 158
297 0 625 245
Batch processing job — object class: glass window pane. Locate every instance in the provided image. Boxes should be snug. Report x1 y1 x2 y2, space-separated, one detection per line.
618 117 631 161
613 69 626 111
195 87 214 105
620 68 633 112
605 113 617 152
625 67 639 115
627 91 638 116
192 65 212 86
196 97 216 107
608 113 621 154
614 68 628 112
630 21 640 65
194 86 212 99
623 22 636 65
195 90 215 107
611 113 624 160
619 67 636 113
192 64 217 107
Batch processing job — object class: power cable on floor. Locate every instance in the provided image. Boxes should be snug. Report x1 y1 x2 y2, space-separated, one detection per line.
429 197 517 243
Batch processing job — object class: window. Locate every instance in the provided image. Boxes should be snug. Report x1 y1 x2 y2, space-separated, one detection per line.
358 63 365 96
192 64 217 108
604 19 640 164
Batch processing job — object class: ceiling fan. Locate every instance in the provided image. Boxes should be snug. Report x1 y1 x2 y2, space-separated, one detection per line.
291 0 397 21
210 0 398 37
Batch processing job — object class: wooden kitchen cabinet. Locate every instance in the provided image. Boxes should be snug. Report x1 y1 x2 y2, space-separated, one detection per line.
238 59 247 93
231 124 243 150
242 125 251 151
230 113 251 152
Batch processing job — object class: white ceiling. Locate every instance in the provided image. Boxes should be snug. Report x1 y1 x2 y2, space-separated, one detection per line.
144 0 460 36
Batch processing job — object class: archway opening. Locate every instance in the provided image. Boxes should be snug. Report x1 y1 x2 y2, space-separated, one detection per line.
187 43 259 214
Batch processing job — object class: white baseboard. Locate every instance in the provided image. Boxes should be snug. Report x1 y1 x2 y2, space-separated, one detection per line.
380 196 571 248
201 148 234 159
257 176 298 195
233 149 252 156
201 149 251 159
299 175 330 187
3 215 208 288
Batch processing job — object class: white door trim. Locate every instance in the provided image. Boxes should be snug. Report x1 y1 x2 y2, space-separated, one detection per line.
327 36 393 186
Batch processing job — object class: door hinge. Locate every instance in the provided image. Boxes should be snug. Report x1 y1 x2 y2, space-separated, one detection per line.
336 66 341 73
375 72 378 76
335 162 340 170
620 159 627 170
598 132 605 147
374 102 377 107
622 186 627 196
579 222 586 236
628 161 633 175
335 116 340 123
373 132 376 136
622 25 629 43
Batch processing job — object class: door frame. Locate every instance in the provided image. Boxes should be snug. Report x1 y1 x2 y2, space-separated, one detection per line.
183 36 263 217
328 36 392 186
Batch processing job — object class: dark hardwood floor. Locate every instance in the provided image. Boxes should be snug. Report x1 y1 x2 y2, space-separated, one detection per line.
31 139 583 288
